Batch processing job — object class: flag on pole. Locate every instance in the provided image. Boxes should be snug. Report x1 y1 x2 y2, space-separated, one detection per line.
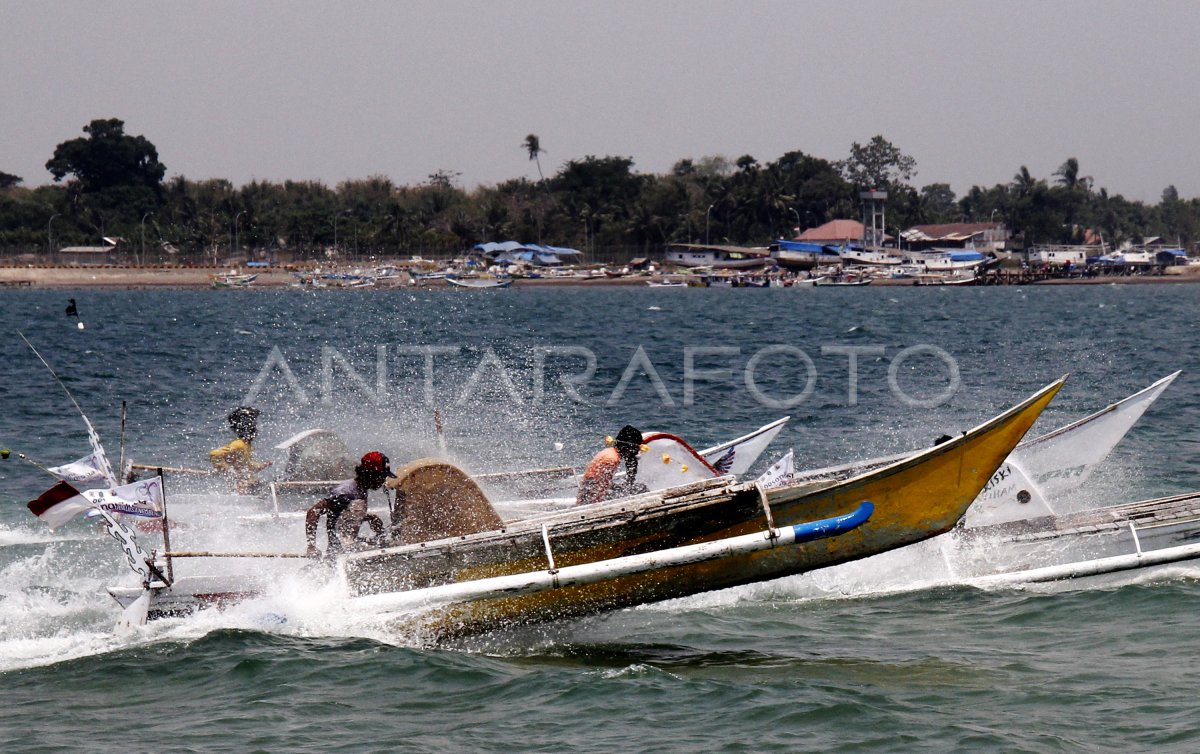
47 451 108 484
27 480 95 530
756 449 795 490
84 476 164 519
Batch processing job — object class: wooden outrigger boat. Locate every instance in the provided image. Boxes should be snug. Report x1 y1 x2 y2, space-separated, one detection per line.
780 373 1190 596
445 275 513 289
952 489 1200 586
107 379 1063 636
210 272 258 288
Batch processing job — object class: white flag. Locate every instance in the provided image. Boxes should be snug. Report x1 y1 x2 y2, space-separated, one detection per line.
47 451 108 484
756 449 795 490
84 476 164 519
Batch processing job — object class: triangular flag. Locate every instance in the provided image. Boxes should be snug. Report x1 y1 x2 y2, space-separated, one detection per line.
756 449 795 490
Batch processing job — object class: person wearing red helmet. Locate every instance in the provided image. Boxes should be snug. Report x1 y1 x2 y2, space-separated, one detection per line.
305 451 393 558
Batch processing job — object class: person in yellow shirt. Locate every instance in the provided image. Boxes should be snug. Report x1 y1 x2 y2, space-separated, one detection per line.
209 406 271 494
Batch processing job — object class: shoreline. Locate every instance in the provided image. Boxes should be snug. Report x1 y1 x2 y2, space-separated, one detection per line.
2 265 1199 288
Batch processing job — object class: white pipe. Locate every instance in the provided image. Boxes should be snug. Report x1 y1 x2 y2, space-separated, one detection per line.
351 502 873 615
964 541 1200 587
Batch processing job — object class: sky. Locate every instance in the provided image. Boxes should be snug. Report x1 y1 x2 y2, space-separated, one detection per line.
3 0 1199 203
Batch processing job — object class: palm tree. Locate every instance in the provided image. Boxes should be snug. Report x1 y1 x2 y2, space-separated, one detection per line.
1054 158 1080 189
522 134 545 183
1012 165 1037 197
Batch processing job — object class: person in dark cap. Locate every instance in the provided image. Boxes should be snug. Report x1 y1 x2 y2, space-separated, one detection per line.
305 451 392 558
576 425 644 505
208 406 271 493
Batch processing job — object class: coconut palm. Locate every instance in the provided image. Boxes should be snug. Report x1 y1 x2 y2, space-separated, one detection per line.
1012 165 1037 197
522 134 545 183
1054 158 1080 189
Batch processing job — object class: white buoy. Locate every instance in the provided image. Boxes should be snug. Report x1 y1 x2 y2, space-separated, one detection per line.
77 321 86 330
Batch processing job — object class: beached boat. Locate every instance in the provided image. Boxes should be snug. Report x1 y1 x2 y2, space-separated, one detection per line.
910 249 988 272
770 240 841 270
211 273 257 288
446 276 513 289
665 244 772 269
835 247 902 266
107 380 1062 635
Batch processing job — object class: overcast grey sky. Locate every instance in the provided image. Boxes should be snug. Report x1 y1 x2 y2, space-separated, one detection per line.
3 1 1198 203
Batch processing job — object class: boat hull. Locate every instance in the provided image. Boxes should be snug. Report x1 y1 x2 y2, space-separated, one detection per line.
341 380 1062 636
954 490 1200 583
446 277 513 289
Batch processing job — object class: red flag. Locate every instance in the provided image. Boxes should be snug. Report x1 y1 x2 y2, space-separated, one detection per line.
27 480 93 530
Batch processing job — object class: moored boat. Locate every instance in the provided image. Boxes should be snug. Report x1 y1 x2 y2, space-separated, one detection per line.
813 276 871 287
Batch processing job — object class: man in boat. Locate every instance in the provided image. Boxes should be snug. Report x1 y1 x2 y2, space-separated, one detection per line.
208 406 272 494
305 451 391 558
577 425 645 505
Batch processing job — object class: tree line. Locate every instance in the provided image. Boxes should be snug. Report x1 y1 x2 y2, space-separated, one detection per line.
1 119 1197 262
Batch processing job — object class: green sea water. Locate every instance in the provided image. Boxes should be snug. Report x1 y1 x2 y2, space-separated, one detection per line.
1 284 1198 753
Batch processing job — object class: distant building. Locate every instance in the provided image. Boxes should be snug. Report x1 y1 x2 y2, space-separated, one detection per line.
1025 245 1093 265
900 223 1008 252
59 236 126 255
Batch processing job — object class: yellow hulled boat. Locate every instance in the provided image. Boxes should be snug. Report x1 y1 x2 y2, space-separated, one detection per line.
342 378 1065 637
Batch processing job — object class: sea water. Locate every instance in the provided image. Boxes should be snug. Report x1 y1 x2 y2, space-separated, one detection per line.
1 284 1199 753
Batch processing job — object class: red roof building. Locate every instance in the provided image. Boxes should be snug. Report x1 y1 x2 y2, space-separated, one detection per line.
794 220 864 243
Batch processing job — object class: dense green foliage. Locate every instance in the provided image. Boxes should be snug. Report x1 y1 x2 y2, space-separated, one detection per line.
1 122 1197 261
